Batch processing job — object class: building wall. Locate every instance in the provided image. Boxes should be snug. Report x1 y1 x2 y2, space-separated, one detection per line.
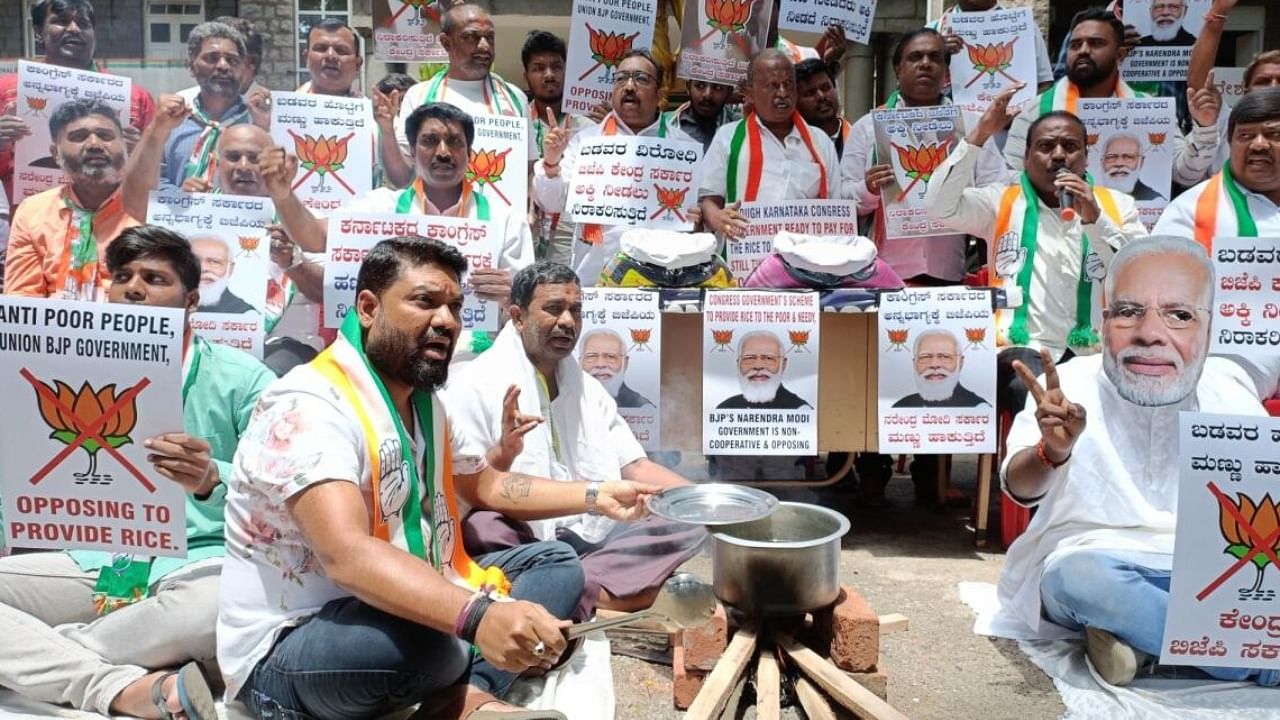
238 0 301 91
0 1 26 60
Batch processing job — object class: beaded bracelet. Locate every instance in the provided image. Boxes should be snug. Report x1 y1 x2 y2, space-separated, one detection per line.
1036 438 1070 469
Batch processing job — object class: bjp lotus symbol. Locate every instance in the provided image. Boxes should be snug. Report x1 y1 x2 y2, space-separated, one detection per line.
965 327 987 349
630 327 653 352
288 130 356 194
650 185 689 222
964 39 1018 88
387 0 442 26
891 142 951 201
788 329 811 353
24 95 48 118
886 327 910 351
580 24 640 82
1219 492 1280 601
34 379 140 486
1087 133 1100 147
700 0 752 44
238 235 262 259
1148 132 1168 150
466 148 513 206
711 328 735 351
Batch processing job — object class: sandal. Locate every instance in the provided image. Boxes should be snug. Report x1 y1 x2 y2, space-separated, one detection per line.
150 661 217 720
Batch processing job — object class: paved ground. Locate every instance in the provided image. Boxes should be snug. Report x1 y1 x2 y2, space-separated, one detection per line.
610 461 1066 720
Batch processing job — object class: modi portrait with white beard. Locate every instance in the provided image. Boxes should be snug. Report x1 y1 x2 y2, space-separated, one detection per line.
579 328 655 409
893 329 992 409
717 331 812 410
1139 0 1197 47
191 235 257 314
1099 133 1166 202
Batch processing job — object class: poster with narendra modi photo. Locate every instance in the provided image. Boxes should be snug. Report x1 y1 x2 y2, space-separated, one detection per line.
580 288 662 450
1162 413 1280 670
1076 97 1177 230
877 287 996 454
702 290 819 456
562 0 659 117
1119 0 1212 82
373 0 448 62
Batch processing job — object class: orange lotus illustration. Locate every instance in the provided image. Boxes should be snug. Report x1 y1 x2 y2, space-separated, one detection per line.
964 39 1018 87
700 0 752 42
886 327 910 350
35 380 139 484
581 25 640 81
630 327 653 352
891 142 951 201
238 234 262 258
650 184 690 222
288 130 356 194
712 328 735 351
1220 492 1280 599
1087 133 1100 147
788 329 811 353
965 327 987 348
25 95 48 116
1148 132 1167 148
466 148 513 205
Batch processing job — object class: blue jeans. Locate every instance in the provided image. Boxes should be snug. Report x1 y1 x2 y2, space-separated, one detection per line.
1040 549 1280 686
239 540 585 720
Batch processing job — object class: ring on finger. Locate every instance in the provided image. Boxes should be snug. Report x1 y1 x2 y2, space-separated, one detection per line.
532 641 546 657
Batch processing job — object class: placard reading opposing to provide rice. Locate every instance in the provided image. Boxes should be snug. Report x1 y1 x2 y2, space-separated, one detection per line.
580 288 662 450
1210 236 1280 356
469 113 530 218
776 0 877 45
563 0 659 117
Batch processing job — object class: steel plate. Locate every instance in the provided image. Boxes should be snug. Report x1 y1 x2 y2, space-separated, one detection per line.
649 484 779 526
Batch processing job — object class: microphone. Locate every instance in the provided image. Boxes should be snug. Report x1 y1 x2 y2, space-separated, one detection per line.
1055 167 1077 222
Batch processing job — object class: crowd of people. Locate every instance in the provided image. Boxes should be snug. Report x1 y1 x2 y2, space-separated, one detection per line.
0 0 1277 717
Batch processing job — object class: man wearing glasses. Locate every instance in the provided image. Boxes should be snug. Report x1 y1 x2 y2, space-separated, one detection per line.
534 50 695 286
893 329 992 408
996 237 1279 689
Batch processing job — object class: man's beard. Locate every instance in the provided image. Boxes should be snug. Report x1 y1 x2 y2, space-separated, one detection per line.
1102 344 1205 407
1104 167 1138 193
738 370 783 404
590 367 624 398
1067 58 1110 87
914 368 960 402
1150 19 1180 42
59 151 122 183
198 274 230 307
365 319 453 393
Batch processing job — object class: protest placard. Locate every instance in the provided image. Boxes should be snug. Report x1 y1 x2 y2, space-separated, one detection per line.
1161 412 1280 669
270 92 375 214
702 290 819 455
1209 236 1280 356
373 0 448 62
941 7 1038 115
146 191 271 357
324 210 501 331
469 113 530 218
872 105 961 241
563 0 659 116
1120 0 1212 82
678 0 775 85
877 287 996 454
1076 97 1177 230
0 297 186 556
13 60 131 202
777 0 877 45
732 200 858 279
580 288 662 450
1213 67 1248 110
567 136 702 231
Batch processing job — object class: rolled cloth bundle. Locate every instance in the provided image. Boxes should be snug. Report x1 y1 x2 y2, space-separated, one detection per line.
743 231 905 289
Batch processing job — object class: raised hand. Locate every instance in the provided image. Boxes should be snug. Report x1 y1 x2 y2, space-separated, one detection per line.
541 105 572 169
966 83 1024 147
1188 71 1223 128
489 384 542 471
942 31 964 56
180 176 213 193
820 24 848 66
706 201 749 240
1011 348 1086 464
864 163 896 196
258 145 299 202
470 267 513 304
372 87 402 133
586 100 610 124
151 94 191 135
246 87 272 130
0 102 32 150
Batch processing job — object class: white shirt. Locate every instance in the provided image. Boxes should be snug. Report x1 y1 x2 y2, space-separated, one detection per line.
925 140 1148 356
532 111 697 285
841 105 1010 281
699 114 843 204
394 73 532 158
997 355 1263 635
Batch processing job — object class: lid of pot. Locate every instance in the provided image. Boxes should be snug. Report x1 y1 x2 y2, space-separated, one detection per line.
649 484 778 526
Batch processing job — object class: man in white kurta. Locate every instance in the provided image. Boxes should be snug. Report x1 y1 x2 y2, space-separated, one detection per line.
998 236 1278 687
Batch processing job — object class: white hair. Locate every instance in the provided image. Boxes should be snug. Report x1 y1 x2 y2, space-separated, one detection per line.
1104 235 1215 309
912 328 961 357
736 330 783 356
581 327 627 357
1103 131 1145 156
190 234 235 256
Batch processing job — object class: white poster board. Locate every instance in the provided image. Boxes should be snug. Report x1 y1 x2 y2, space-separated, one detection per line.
1210 236 1280 356
145 191 272 357
732 200 859 280
563 0 659 117
678 0 775 85
14 60 131 202
270 92 375 214
0 297 187 556
1162 413 1280 669
580 288 662 450
776 0 877 45
872 105 961 240
942 7 1039 115
324 210 501 331
877 287 996 454
567 135 703 231
702 290 819 455
1213 67 1248 110
470 114 530 218
373 0 448 62
1077 97 1177 230
1120 0 1212 82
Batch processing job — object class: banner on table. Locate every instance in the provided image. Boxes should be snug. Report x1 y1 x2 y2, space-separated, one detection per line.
567 136 702 231
677 0 775 85
1076 97 1177 230
270 92 375 213
1213 67 1248 110
776 0 877 45
0 297 186 556
324 210 501 331
580 288 662 450
14 60 131 202
146 191 271 357
877 287 996 454
872 104 961 241
702 290 819 455
941 7 1038 115
1161 412 1280 669
373 0 448 62
470 113 530 217
1120 0 1212 82
1210 236 1280 355
732 200 858 279
563 0 659 116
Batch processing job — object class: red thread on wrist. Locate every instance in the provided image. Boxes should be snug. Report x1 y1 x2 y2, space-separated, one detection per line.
1036 438 1070 469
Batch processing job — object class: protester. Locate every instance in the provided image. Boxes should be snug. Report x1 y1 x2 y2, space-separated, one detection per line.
536 50 695 285
893 329 992 408
1003 9 1221 187
178 16 265 101
298 18 364 97
934 0 1055 94
665 79 741 152
998 236 1279 688
217 237 659 720
446 262 704 620
699 50 842 241
4 100 134 299
925 88 1147 416
794 59 852 160
0 224 273 719
0 0 156 206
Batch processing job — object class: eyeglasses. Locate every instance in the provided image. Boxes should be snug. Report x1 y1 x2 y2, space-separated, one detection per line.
1104 302 1207 330
613 71 656 88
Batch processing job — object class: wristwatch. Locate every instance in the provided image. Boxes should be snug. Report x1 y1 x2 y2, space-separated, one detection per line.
585 481 601 516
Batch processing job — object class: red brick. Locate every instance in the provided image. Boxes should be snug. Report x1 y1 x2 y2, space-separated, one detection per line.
681 602 728 672
672 644 707 709
830 584 879 672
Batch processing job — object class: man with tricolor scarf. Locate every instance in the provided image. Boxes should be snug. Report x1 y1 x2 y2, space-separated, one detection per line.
217 237 657 720
699 50 842 243
925 93 1147 415
0 224 273 719
1003 9 1222 188
1153 87 1280 401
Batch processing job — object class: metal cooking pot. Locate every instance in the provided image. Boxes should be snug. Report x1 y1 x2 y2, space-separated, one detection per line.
710 502 850 616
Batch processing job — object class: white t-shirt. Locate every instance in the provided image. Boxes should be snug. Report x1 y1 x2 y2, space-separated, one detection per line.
394 74 533 159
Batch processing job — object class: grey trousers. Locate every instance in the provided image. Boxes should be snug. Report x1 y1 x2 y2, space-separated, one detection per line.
0 552 221 715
